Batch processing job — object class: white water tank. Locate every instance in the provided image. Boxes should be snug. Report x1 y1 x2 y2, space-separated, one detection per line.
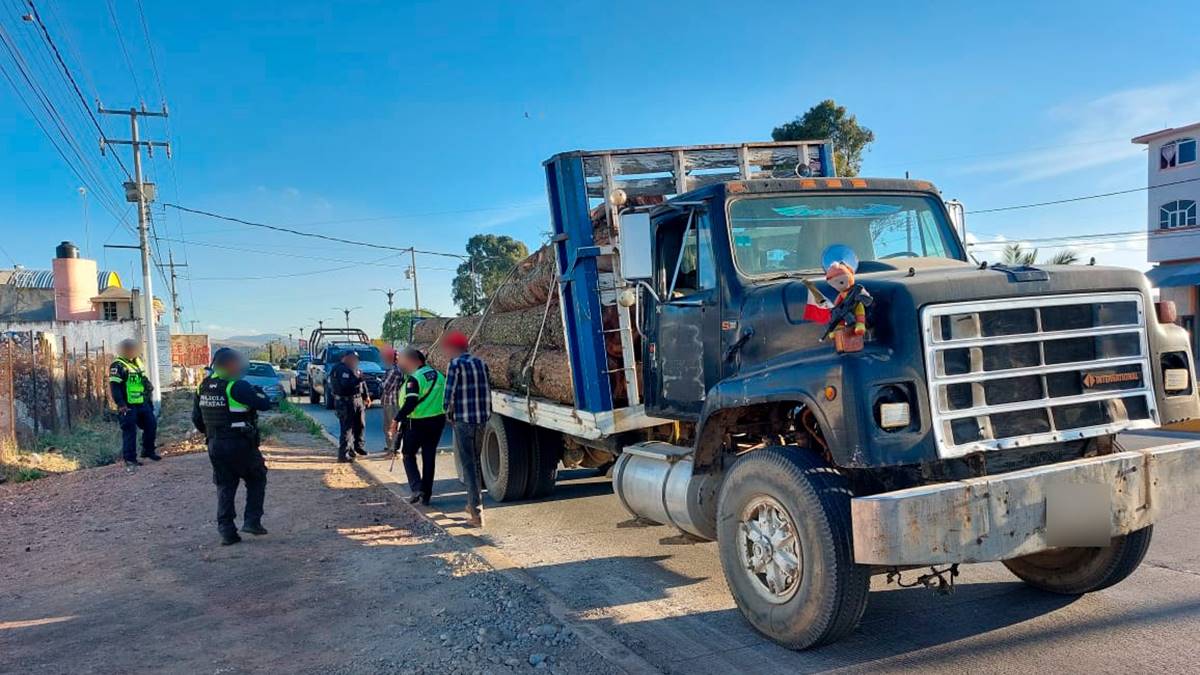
52 241 99 321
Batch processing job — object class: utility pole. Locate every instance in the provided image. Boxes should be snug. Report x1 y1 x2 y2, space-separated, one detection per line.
160 249 187 329
187 320 198 333
405 249 420 343
99 104 170 408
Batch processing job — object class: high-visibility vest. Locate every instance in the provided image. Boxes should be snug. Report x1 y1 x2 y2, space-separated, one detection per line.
110 356 148 405
196 372 255 440
403 365 445 419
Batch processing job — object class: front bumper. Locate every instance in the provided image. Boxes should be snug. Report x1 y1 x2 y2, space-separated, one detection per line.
851 440 1200 565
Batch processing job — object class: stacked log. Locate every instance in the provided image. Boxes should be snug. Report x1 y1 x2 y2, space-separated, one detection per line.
412 202 659 406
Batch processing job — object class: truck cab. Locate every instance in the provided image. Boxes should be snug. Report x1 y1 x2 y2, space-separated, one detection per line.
486 142 1200 650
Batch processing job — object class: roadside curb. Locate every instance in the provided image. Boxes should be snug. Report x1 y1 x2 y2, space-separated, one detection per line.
306 413 660 675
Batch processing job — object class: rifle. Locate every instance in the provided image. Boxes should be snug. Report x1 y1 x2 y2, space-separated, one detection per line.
820 284 873 342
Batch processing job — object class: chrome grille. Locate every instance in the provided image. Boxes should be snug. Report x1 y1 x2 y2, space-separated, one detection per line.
922 292 1157 458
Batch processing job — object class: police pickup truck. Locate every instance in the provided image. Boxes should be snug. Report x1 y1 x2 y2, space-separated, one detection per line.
305 328 385 408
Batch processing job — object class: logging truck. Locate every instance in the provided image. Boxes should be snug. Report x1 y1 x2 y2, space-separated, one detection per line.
468 140 1200 649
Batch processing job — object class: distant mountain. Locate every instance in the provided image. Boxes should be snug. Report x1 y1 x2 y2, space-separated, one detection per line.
213 333 288 349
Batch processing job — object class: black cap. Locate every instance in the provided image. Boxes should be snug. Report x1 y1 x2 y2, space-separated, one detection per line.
401 347 426 364
211 347 241 367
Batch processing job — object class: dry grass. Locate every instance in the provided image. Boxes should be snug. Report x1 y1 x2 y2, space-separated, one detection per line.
0 389 201 483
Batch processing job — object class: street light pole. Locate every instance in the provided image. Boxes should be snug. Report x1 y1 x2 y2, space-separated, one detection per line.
333 307 362 329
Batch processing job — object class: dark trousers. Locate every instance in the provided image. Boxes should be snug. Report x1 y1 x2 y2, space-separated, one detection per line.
452 420 485 512
119 403 157 462
401 415 446 501
335 397 365 458
208 437 268 536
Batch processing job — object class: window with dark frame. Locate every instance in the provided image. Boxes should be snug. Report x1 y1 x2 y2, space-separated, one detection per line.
1160 137 1197 170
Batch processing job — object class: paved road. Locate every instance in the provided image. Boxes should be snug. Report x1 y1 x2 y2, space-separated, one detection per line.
338 423 1200 673
298 399 453 453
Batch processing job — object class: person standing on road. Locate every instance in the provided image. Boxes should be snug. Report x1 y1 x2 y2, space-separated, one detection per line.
192 348 274 546
441 331 490 527
389 348 446 505
330 351 369 462
380 347 405 452
109 338 160 470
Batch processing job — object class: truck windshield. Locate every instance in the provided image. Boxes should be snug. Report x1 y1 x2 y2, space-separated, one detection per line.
728 193 964 276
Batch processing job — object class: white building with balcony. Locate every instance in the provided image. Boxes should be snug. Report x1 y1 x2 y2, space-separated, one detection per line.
1137 123 1200 338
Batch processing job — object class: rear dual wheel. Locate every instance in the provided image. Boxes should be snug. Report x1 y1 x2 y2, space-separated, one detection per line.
479 416 561 502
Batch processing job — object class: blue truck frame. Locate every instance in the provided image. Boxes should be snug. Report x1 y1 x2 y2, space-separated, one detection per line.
542 141 836 415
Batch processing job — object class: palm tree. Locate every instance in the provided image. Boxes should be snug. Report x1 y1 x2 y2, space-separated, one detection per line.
1001 244 1078 266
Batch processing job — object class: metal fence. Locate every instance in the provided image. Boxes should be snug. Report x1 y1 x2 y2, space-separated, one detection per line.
0 331 113 449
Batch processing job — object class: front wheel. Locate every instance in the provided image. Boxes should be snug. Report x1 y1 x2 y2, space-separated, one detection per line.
1002 527 1153 594
717 447 870 650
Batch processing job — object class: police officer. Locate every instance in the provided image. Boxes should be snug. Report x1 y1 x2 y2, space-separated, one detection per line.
330 350 369 462
389 348 446 505
192 348 274 546
109 338 159 469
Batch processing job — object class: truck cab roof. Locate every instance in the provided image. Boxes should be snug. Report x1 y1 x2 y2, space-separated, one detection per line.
658 176 943 210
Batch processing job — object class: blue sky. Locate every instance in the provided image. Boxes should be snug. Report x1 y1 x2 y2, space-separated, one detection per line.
1 0 1198 338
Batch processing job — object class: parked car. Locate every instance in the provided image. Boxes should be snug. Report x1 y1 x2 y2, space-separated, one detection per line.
242 360 287 405
292 356 312 396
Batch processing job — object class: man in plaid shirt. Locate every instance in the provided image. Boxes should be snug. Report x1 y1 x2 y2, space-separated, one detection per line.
380 347 406 451
442 330 490 527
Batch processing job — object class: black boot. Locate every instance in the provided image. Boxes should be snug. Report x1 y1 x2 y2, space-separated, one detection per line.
242 521 268 536
336 454 353 463
220 531 242 546
141 450 162 461
353 447 367 456
407 492 424 504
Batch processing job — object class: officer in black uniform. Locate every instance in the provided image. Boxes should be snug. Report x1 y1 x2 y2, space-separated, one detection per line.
192 348 274 546
109 338 160 468
330 350 370 462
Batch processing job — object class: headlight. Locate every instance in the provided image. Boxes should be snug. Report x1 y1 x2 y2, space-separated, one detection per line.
1162 352 1192 395
874 384 916 432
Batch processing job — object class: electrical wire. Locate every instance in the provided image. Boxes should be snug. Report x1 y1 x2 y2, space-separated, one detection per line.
967 176 1200 214
163 203 470 260
103 0 142 103
185 253 401 282
25 0 131 178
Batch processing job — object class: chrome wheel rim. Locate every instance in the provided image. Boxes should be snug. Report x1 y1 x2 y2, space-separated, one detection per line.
738 495 802 603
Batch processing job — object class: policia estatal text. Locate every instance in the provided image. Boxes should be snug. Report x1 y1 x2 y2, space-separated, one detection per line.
109 339 159 468
392 348 446 505
192 348 274 546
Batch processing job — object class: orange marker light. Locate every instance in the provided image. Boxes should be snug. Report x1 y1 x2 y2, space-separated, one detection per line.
850 178 867 188
824 385 837 401
825 179 843 188
727 181 747 193
799 179 817 188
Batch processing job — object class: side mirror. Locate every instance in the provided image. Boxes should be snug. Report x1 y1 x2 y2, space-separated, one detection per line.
945 199 966 242
618 212 653 280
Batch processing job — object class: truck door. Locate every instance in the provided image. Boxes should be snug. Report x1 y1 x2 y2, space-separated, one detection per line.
644 206 721 419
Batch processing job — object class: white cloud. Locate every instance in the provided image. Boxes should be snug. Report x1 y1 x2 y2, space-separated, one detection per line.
960 73 1200 183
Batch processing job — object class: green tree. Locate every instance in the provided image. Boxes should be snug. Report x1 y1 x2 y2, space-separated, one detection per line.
1001 244 1078 266
382 308 439 345
453 234 530 314
772 99 876 177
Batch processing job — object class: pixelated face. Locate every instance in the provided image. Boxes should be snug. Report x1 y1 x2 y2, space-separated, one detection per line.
828 273 852 293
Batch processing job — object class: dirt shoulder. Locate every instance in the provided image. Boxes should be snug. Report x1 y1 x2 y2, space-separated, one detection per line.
0 431 620 675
